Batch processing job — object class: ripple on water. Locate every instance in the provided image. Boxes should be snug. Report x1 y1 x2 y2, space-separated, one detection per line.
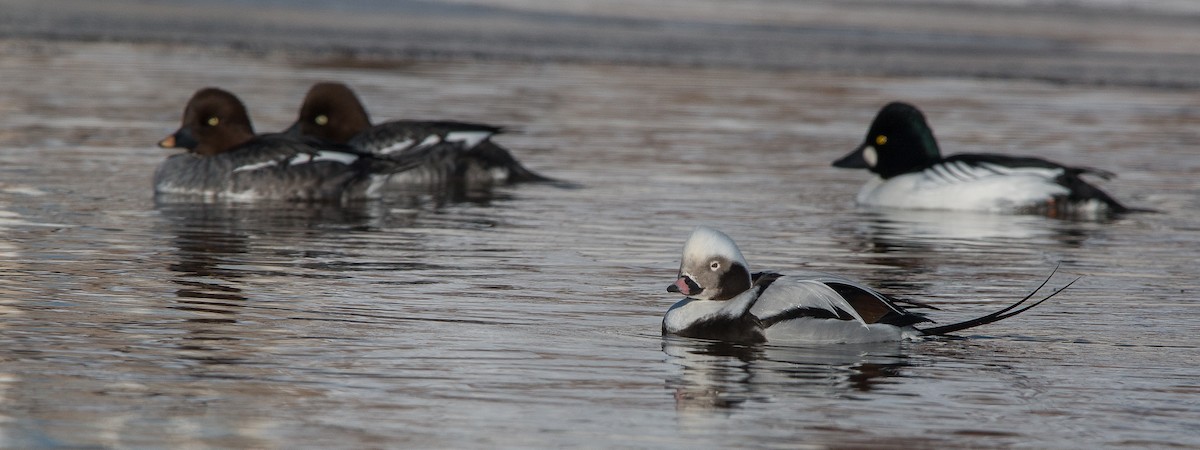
0 39 1197 448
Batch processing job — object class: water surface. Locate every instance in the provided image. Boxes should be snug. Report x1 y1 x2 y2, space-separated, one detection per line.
0 40 1198 448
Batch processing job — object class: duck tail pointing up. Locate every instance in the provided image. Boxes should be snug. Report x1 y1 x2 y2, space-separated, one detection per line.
917 266 1077 336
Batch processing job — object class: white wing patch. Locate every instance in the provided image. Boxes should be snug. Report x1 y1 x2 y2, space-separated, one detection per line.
445 131 492 148
762 319 903 344
155 182 262 201
925 161 1063 185
288 151 359 166
377 138 414 155
926 160 998 184
411 135 442 151
978 162 1062 179
313 151 359 165
232 160 279 173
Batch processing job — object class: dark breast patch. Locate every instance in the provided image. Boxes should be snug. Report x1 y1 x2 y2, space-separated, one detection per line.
673 314 766 344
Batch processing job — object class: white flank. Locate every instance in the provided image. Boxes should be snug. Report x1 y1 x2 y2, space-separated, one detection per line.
445 131 492 148
222 189 264 201
855 163 1069 212
156 183 262 201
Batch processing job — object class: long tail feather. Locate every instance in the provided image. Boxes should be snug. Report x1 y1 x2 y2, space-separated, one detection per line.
918 268 1075 336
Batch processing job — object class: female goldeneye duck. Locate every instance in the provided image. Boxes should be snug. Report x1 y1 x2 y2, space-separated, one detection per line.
663 227 1071 344
283 82 555 187
155 87 424 202
832 102 1139 217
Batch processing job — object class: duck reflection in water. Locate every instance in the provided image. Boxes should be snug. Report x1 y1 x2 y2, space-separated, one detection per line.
156 202 418 359
830 208 1100 296
160 204 255 322
663 337 909 415
852 209 1099 250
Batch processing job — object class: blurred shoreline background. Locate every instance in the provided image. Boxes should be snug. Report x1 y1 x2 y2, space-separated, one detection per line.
5 0 1200 88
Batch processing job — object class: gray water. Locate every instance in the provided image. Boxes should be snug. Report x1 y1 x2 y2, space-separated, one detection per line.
1 30 1199 450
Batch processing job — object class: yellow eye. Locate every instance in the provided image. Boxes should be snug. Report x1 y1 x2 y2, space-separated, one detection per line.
207 117 220 126
875 135 887 146
315 114 329 126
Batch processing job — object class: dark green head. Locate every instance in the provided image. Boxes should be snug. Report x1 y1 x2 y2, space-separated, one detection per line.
833 102 943 179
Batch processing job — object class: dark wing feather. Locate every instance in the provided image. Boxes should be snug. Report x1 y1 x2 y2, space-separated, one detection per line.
824 282 932 327
349 120 500 156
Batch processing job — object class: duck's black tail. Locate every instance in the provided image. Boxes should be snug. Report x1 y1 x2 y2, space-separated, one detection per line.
470 140 559 184
1060 169 1160 215
917 267 1077 336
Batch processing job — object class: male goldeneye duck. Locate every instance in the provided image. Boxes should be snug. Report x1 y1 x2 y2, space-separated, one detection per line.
663 227 1071 344
832 102 1137 217
155 87 425 202
283 82 555 188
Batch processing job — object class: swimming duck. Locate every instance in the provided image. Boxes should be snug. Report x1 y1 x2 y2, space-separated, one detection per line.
663 226 1070 344
284 82 553 188
833 102 1134 216
155 87 426 202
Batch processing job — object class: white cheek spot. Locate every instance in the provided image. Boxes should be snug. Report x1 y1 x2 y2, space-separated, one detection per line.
863 146 878 168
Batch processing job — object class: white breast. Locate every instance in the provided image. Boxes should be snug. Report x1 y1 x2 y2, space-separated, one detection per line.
663 291 758 334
